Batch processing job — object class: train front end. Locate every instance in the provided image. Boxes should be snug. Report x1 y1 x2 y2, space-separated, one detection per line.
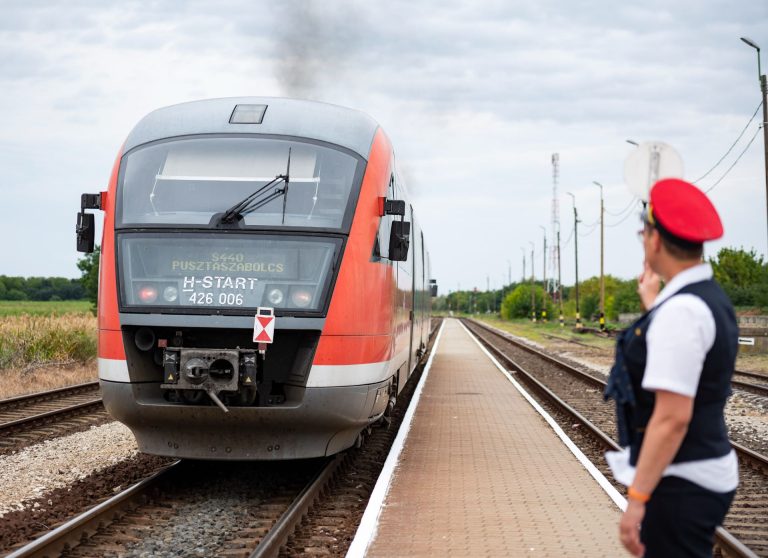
77 98 400 460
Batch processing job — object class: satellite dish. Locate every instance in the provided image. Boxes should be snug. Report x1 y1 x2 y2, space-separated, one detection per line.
624 141 684 202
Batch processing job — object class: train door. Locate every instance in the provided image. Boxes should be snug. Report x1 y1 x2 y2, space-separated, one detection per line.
419 230 428 352
408 209 420 372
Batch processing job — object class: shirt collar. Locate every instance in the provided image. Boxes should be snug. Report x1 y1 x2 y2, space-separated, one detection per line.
652 262 713 308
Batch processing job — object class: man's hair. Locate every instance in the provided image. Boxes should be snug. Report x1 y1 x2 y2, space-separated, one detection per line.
659 234 703 261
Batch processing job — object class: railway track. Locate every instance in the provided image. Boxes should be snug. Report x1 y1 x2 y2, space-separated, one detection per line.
5 457 341 558
464 318 767 558
540 332 768 397
6 321 445 557
0 382 107 454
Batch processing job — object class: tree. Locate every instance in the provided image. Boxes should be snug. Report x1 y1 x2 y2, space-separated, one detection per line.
612 278 642 317
709 247 768 307
77 245 100 311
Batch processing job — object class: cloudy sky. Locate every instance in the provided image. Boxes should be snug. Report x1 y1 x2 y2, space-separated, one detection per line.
1 0 767 293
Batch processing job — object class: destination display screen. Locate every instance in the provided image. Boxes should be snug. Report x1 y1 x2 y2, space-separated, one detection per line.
117 233 340 313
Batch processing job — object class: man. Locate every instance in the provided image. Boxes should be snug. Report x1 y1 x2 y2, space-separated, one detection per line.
605 178 738 557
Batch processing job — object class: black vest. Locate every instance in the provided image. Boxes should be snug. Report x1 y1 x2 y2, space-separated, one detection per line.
615 279 737 466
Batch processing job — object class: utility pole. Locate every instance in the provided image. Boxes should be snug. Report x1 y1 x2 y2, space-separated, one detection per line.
567 192 581 329
539 225 547 322
593 181 606 331
529 241 536 322
550 154 561 325
486 275 490 313
740 37 768 255
521 247 526 283
557 225 564 328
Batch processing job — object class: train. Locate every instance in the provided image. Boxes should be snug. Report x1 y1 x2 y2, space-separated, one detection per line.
76 97 437 460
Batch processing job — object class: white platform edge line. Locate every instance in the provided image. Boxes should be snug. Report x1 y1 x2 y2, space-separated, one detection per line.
345 320 447 558
458 319 627 512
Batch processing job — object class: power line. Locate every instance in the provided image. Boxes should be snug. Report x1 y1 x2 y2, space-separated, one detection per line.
607 206 639 228
693 101 763 184
704 124 763 193
578 221 599 236
605 198 638 217
563 225 575 247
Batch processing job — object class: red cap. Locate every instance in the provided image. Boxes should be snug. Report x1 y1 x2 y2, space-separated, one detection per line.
647 178 723 243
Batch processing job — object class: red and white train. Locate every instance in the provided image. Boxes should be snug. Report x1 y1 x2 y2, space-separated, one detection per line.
76 97 436 460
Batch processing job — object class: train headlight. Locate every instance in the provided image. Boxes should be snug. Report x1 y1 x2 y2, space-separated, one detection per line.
267 288 285 305
138 285 158 303
290 288 313 308
163 286 179 302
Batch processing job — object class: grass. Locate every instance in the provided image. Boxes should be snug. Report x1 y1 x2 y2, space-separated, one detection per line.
0 313 98 398
0 314 97 370
0 300 92 316
439 312 617 350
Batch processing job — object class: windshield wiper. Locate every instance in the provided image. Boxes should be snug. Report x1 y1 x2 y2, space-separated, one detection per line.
213 148 291 227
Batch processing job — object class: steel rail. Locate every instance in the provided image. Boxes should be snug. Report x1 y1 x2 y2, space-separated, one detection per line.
731 378 768 397
250 454 345 558
5 461 181 558
0 399 104 432
0 381 100 407
735 369 768 382
463 318 762 558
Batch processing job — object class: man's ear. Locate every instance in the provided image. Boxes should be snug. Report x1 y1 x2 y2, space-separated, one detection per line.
651 229 662 254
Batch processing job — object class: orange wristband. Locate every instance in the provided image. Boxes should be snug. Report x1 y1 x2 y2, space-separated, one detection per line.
627 486 651 503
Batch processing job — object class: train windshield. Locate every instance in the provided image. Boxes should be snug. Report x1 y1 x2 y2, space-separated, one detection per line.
118 232 340 313
118 136 361 230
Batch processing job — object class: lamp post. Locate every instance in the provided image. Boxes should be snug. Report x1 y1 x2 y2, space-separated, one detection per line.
741 37 768 254
529 241 536 322
556 221 564 328
539 225 547 322
567 192 581 329
593 181 605 331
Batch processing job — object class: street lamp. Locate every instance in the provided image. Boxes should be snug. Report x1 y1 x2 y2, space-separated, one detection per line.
741 37 768 255
567 192 581 329
538 225 548 322
529 241 536 322
592 181 605 331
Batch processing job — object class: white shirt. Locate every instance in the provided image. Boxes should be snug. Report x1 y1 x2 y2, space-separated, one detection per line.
606 263 739 493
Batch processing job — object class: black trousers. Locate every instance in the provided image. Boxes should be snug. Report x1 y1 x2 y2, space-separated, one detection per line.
641 476 735 558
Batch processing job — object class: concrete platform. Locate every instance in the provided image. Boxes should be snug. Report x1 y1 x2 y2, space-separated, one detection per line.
352 319 624 557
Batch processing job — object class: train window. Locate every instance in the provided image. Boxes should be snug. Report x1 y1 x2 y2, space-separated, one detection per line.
118 136 361 230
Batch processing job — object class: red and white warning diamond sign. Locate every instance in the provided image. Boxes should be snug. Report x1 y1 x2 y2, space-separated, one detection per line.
253 307 275 343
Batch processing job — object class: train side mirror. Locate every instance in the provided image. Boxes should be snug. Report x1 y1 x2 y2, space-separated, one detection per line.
76 212 95 253
76 192 103 253
429 279 438 297
389 221 410 262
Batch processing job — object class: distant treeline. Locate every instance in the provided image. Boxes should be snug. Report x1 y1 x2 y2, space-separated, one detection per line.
0 275 86 301
435 247 768 320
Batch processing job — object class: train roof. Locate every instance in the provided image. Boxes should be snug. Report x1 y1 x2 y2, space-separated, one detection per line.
123 97 381 159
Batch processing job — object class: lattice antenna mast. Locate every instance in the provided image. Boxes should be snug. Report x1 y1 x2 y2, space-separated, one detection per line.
550 154 560 295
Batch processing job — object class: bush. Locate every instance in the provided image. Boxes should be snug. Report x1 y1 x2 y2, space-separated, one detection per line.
501 284 553 319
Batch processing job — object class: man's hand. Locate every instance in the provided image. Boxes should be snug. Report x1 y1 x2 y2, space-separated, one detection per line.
637 262 660 311
619 500 646 556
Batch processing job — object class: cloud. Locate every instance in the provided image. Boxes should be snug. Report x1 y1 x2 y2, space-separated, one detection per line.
0 0 766 289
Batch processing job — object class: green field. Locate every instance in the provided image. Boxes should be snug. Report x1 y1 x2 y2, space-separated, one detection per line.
0 300 92 316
